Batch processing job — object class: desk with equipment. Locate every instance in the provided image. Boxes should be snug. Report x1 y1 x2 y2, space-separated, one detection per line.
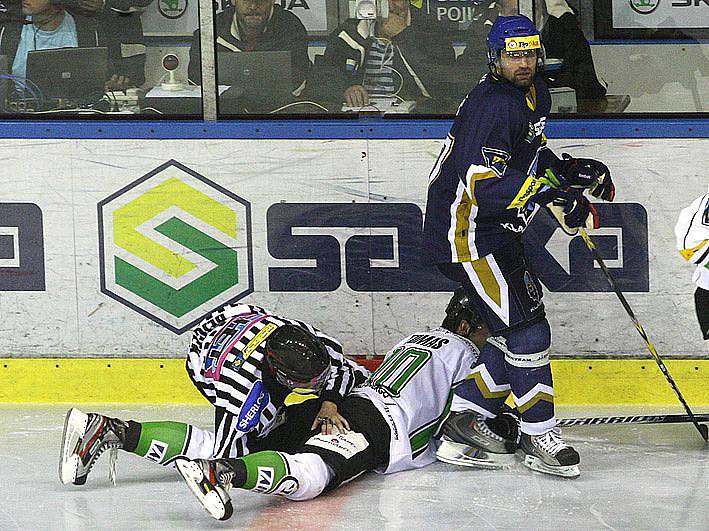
141 50 296 115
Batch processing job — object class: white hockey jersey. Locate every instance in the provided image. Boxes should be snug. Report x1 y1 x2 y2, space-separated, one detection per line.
353 327 480 474
675 193 709 290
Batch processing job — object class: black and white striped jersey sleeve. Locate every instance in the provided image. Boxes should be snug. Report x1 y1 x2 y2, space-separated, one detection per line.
319 349 370 405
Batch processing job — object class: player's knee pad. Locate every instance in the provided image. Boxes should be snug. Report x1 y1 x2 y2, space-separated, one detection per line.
279 452 334 501
503 319 551 368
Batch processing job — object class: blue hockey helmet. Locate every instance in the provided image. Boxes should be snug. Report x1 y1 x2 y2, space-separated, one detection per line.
486 15 544 69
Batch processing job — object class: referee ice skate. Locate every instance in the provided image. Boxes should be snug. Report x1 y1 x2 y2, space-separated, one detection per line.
59 303 368 486
174 289 490 520
422 15 616 477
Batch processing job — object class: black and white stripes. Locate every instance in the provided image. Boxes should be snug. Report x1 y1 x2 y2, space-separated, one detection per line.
363 38 396 99
186 303 368 458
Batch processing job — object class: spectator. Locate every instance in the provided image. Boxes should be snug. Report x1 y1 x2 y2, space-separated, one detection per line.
456 1 499 94
51 0 153 90
675 193 709 341
0 0 103 82
188 0 309 96
538 0 607 109
309 0 456 111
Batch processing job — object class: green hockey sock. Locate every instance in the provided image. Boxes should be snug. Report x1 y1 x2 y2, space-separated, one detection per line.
130 421 189 465
232 451 288 494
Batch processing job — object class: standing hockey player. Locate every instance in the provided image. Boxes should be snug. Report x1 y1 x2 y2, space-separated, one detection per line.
675 192 709 340
422 15 615 478
59 303 368 486
174 289 489 520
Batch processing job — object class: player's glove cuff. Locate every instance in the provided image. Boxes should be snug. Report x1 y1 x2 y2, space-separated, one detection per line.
544 188 600 236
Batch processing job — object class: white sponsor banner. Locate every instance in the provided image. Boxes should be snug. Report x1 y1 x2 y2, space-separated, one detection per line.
142 0 200 36
613 0 709 30
278 0 329 33
142 0 328 36
0 138 706 358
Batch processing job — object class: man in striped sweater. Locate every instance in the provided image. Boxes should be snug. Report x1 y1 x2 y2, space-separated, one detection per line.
309 0 456 111
59 303 369 486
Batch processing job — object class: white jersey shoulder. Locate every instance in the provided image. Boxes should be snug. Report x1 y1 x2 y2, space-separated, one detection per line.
675 193 709 289
354 327 480 474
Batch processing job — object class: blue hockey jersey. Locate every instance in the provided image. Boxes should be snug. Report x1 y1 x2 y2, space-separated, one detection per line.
423 74 555 262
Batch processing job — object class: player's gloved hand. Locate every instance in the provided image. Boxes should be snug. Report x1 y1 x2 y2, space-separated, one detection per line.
558 153 615 202
544 188 600 236
312 400 350 435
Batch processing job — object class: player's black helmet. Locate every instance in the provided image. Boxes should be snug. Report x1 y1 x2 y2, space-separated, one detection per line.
442 286 484 332
265 324 331 394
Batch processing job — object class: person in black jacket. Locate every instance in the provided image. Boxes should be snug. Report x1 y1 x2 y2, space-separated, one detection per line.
188 0 310 97
309 0 456 112
49 0 153 89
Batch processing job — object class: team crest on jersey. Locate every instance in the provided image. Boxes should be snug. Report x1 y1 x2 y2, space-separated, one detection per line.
525 117 547 143
524 271 541 306
481 147 511 177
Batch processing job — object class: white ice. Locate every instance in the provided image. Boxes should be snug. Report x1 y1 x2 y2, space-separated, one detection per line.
1 405 706 530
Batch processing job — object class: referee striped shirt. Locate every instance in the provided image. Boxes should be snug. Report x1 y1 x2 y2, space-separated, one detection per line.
186 303 369 458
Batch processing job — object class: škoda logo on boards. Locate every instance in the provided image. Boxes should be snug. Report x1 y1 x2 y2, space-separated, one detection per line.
98 160 254 334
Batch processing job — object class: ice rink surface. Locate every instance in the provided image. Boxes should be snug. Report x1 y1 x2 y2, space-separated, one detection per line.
1 404 706 531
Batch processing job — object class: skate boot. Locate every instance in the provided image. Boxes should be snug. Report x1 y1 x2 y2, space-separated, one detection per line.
175 457 235 521
59 408 129 486
436 411 517 469
519 428 580 478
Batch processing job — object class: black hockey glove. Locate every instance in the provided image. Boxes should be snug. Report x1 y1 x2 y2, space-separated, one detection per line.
558 153 615 202
540 187 600 236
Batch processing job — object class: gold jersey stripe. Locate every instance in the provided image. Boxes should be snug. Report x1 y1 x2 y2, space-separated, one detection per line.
454 189 473 262
465 371 511 399
469 170 496 206
508 174 543 209
472 256 502 307
679 239 708 261
526 85 537 111
515 391 555 414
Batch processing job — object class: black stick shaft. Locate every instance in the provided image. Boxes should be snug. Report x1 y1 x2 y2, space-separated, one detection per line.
579 229 708 442
558 413 709 427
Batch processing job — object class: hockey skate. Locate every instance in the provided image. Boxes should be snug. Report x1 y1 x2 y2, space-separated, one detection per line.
59 408 128 485
519 428 580 478
436 411 517 469
175 457 234 521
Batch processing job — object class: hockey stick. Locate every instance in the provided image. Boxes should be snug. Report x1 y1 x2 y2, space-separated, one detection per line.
579 228 708 443
558 413 709 428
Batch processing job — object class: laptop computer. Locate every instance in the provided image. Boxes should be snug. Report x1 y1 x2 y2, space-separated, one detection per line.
26 47 108 103
217 51 293 112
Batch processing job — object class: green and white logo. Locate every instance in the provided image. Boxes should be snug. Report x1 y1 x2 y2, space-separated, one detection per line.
158 0 188 19
630 0 660 14
98 160 253 334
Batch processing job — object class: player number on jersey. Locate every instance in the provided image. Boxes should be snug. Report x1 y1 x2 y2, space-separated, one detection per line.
368 347 431 398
